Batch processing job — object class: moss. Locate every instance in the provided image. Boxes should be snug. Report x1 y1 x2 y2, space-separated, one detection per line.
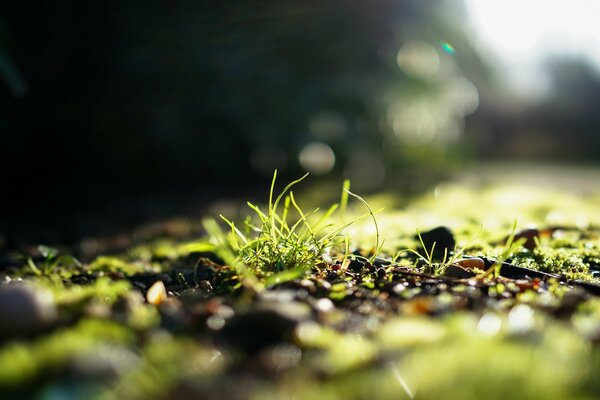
0 319 134 388
99 336 224 400
511 247 595 280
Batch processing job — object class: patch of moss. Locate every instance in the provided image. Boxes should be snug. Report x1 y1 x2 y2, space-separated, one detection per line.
0 318 134 389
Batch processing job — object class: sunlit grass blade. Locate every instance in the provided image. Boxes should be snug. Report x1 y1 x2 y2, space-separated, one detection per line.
264 268 307 288
344 189 382 263
271 172 310 216
247 202 269 223
289 192 316 242
340 179 350 219
312 203 339 233
219 215 249 248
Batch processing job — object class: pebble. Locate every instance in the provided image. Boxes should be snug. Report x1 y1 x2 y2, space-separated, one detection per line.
197 280 214 297
146 280 167 305
221 300 311 353
444 265 476 279
312 298 335 313
0 284 57 339
68 344 139 380
258 344 302 372
348 259 365 273
417 226 456 261
453 257 486 270
509 228 539 250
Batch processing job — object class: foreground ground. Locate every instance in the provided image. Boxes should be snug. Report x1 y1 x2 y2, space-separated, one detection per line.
3 172 600 399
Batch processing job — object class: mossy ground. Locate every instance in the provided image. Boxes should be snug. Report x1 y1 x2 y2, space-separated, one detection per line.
3 180 600 399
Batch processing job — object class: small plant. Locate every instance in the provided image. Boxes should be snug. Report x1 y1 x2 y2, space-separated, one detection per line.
26 245 81 278
479 220 527 279
206 170 378 284
397 229 451 274
344 189 384 264
394 226 482 275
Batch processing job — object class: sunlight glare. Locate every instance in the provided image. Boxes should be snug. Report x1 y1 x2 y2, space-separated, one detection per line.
465 0 600 95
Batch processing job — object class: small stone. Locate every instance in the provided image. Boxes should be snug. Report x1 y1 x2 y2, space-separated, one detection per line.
258 344 302 372
348 259 365 273
453 257 486 270
313 298 335 312
444 265 476 279
509 228 539 250
372 257 392 267
0 284 57 339
317 280 331 290
68 345 139 380
198 280 214 297
300 279 315 288
146 280 167 305
555 287 589 318
260 290 298 303
84 301 112 319
221 301 311 353
417 226 456 261
392 283 407 294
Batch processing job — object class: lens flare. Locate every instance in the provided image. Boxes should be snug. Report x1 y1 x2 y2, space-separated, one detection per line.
440 42 455 55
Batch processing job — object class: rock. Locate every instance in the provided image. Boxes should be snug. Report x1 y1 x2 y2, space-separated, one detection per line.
0 284 57 340
416 226 456 261
453 257 486 270
258 344 302 372
221 300 311 354
372 257 392 267
555 287 589 318
159 297 190 330
197 280 214 297
509 228 539 250
478 257 560 280
146 280 167 305
348 259 365 273
312 297 335 313
444 265 476 279
314 279 332 297
67 344 139 380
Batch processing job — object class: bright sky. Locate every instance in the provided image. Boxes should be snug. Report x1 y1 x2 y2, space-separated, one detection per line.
463 0 600 97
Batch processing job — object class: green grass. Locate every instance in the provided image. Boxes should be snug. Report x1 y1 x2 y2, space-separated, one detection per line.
206 171 379 286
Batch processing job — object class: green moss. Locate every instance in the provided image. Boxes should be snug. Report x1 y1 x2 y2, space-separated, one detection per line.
88 256 159 276
99 336 224 400
511 247 595 280
0 319 134 388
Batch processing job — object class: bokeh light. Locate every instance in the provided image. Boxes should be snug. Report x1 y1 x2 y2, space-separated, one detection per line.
392 101 438 144
442 77 479 117
298 142 336 175
397 40 440 80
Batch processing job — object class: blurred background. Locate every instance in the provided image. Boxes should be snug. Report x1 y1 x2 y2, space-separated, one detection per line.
2 0 600 244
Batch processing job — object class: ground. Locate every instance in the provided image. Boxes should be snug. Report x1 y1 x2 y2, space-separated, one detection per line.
2 166 600 399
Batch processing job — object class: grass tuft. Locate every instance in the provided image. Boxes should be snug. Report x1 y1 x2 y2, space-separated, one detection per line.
205 171 378 284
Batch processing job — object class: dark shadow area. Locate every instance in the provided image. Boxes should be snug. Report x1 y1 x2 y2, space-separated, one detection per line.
1 1 600 246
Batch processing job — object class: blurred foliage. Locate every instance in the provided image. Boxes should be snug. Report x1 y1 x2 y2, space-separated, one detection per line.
3 1 600 240
0 1 488 237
